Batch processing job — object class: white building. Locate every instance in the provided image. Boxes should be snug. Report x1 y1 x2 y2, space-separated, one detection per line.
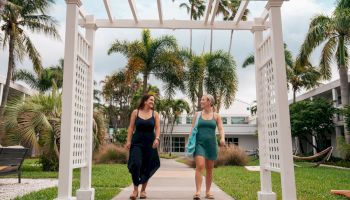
0 75 36 105
160 102 259 154
292 76 350 157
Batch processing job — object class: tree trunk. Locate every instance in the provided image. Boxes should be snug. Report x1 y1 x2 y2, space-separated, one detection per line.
228 30 234 54
292 88 301 154
339 66 350 144
197 81 204 111
142 73 148 95
293 88 296 104
0 34 15 117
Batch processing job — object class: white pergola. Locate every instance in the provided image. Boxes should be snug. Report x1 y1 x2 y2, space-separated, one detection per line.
57 0 296 199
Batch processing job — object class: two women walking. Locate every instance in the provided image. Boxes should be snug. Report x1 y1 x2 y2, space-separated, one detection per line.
126 94 225 200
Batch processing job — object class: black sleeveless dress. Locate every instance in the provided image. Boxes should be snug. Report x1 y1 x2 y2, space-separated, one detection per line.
128 110 160 186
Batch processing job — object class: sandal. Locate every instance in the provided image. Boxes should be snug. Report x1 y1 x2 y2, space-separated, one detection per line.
140 191 147 199
193 194 201 200
205 194 215 199
129 191 138 200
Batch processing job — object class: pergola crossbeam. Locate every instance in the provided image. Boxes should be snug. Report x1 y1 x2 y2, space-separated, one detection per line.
157 0 163 24
210 0 220 25
233 0 250 25
103 0 113 23
128 0 139 23
82 19 266 30
261 9 269 22
204 0 214 25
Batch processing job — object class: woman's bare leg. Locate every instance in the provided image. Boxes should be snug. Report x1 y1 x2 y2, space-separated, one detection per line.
205 159 215 196
195 156 205 196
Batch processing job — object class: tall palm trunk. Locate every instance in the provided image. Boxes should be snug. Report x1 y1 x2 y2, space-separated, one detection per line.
0 33 15 117
142 73 148 94
210 29 213 53
228 30 234 54
339 66 350 143
197 80 204 111
292 87 303 154
189 6 193 53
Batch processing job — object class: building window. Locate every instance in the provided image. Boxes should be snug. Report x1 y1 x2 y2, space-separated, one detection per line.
225 137 239 146
172 137 185 152
176 117 182 124
222 117 227 124
231 117 247 124
186 116 193 124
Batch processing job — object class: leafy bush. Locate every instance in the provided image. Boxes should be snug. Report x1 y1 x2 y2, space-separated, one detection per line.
215 146 249 167
337 136 350 160
113 128 128 144
94 144 128 164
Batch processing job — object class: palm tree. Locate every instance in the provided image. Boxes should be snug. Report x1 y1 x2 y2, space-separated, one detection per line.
108 29 184 94
242 43 321 103
298 1 350 143
169 99 190 156
183 49 238 111
4 90 105 171
178 0 206 53
14 59 64 92
0 0 60 117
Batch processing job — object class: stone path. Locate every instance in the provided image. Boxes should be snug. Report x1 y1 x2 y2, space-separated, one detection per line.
0 178 57 200
112 158 234 200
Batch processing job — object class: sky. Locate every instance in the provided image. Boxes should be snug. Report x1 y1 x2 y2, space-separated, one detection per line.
0 0 339 115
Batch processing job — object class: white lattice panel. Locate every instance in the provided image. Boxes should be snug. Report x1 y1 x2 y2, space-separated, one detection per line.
258 35 281 172
72 33 90 168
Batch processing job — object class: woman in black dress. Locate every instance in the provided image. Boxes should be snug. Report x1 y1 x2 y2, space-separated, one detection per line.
126 94 161 199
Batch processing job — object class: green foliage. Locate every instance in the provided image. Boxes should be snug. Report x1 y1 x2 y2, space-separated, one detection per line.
337 136 350 160
4 92 106 171
113 128 128 144
290 98 337 152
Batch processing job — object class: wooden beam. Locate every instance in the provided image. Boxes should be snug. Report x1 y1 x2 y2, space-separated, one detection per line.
233 0 250 25
204 0 214 25
103 0 113 23
210 0 220 25
128 0 139 23
83 19 268 30
157 0 163 24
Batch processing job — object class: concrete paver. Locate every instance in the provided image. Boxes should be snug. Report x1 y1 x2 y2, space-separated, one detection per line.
112 158 234 200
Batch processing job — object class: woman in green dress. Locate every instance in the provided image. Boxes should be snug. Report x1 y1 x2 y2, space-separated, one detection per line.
191 94 225 200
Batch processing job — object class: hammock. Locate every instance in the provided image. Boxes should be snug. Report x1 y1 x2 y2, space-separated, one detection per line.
293 146 333 167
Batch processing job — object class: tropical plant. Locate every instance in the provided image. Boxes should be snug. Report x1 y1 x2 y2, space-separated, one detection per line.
242 43 321 103
4 91 105 171
182 49 238 112
215 0 250 53
101 71 142 128
290 98 337 153
108 29 184 94
298 0 350 143
13 59 64 92
178 0 206 53
0 0 60 117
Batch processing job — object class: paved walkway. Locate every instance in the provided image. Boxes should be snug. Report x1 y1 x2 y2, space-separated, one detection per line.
112 158 234 200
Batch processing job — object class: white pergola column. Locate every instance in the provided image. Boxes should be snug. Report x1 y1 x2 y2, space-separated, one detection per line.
76 15 97 200
0 83 3 105
57 0 81 199
252 18 276 200
267 0 297 199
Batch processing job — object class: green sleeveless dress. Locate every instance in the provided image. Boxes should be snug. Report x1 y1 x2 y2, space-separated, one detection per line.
194 113 218 160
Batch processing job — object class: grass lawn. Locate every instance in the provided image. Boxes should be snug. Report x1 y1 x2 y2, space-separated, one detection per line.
213 159 350 200
6 159 131 200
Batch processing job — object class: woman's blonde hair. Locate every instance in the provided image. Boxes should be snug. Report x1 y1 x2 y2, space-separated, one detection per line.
204 94 215 108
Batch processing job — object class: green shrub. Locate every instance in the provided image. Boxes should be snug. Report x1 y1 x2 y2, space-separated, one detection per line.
215 146 249 167
113 128 128 144
94 144 128 164
39 152 59 171
337 136 350 160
